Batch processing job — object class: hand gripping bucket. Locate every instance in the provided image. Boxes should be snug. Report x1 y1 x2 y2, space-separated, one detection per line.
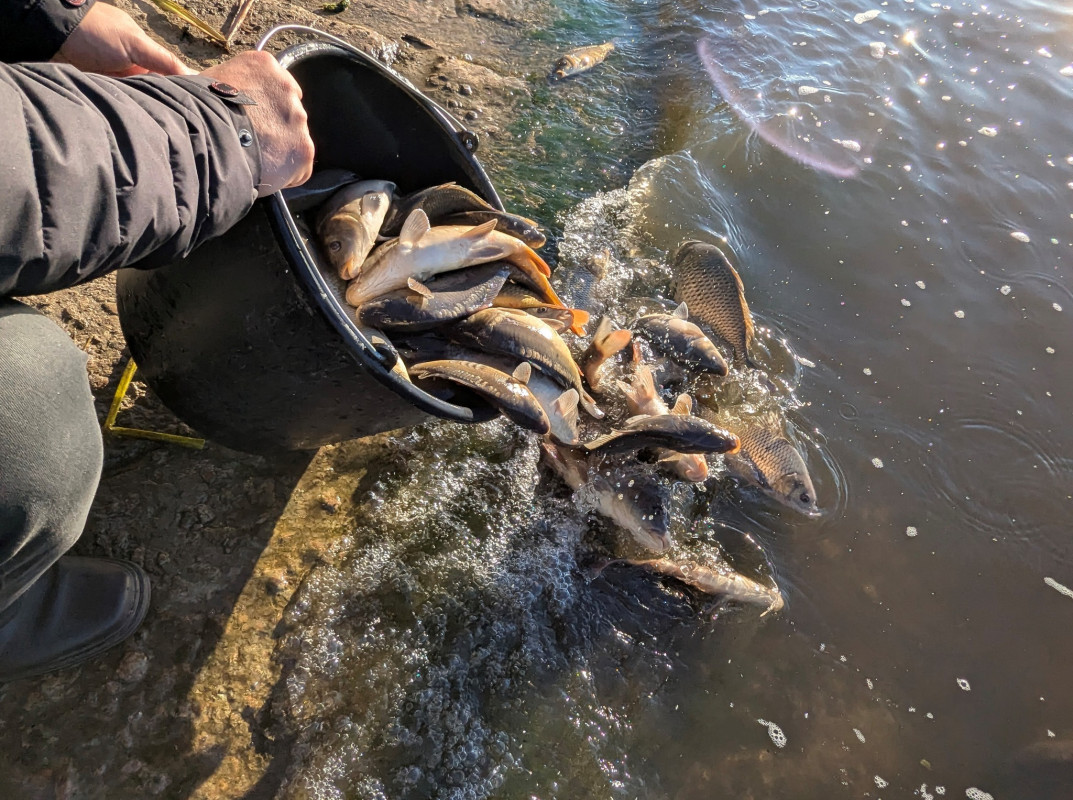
115 26 503 454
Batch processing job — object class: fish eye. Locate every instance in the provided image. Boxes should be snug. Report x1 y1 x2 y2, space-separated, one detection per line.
328 241 342 253
799 492 811 505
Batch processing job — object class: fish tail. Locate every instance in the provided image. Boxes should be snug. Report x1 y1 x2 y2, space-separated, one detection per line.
568 308 590 336
507 254 568 310
579 388 604 419
593 322 631 356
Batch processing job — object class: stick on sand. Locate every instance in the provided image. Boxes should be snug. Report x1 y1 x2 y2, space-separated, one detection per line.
222 0 258 44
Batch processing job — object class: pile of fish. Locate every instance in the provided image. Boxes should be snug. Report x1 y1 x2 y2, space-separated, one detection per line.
285 173 820 614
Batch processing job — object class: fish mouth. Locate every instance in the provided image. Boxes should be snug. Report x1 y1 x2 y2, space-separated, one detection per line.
632 525 671 553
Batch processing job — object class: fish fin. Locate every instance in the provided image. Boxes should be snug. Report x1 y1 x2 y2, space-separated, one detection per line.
632 364 657 405
506 256 566 309
580 389 604 419
568 308 590 337
623 414 651 428
593 316 613 342
630 340 644 364
399 208 431 247
672 301 689 319
406 277 434 299
671 394 692 415
552 388 579 421
512 362 532 384
462 219 499 240
522 244 553 278
582 429 623 451
743 354 761 370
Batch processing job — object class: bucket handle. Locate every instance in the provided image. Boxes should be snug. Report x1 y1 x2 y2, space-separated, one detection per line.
255 24 478 152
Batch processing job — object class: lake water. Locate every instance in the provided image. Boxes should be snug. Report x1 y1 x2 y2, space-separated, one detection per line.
275 1 1073 797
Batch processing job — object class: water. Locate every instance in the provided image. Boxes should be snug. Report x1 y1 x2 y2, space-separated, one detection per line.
272 0 1073 796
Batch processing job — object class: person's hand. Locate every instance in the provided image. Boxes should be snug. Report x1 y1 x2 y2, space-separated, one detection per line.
54 3 194 77
201 52 315 197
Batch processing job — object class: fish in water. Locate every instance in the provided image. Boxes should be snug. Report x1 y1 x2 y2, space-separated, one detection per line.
316 180 396 280
410 360 550 435
580 317 633 392
706 409 820 516
446 307 603 418
582 412 740 457
551 41 615 80
540 442 671 552
617 365 708 482
599 558 784 614
358 262 510 332
346 209 563 310
439 210 547 250
633 302 728 377
671 240 759 368
281 168 360 213
381 182 499 236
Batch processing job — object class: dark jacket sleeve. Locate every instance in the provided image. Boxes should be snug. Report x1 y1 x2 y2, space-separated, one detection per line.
0 0 96 64
0 63 263 297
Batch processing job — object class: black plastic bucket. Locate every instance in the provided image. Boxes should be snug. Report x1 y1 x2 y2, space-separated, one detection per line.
116 28 503 454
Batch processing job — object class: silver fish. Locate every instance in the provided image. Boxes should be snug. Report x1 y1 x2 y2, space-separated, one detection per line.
634 302 728 376
357 262 510 332
607 558 784 614
582 413 740 457
410 360 550 435
672 240 758 368
446 308 603 418
552 41 615 80
541 442 671 552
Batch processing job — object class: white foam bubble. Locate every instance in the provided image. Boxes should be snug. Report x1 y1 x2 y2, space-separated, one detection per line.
1000 285 1011 295
798 85 820 95
870 41 886 59
965 789 993 800
954 310 965 318
978 126 998 137
1011 231 1031 242
854 9 882 23
901 298 912 307
1053 303 1063 312
957 677 971 691
916 280 926 289
1045 577 1073 599
757 718 787 748
875 776 889 788
906 526 918 537
872 457 884 468
854 728 866 742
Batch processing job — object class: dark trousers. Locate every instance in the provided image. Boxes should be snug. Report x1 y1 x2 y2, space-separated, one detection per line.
0 299 102 613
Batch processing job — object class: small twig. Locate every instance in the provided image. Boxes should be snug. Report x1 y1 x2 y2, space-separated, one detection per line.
222 0 258 44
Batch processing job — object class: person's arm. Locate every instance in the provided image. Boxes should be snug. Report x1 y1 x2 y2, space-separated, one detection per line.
0 52 313 297
0 0 97 64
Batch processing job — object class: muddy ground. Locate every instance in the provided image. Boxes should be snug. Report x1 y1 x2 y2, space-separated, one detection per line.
0 0 560 796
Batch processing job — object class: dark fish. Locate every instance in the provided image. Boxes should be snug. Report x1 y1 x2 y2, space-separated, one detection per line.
410 360 550 435
381 182 497 237
602 558 784 614
281 168 361 213
672 241 758 368
552 41 615 80
358 262 510 332
582 413 740 457
580 317 633 392
719 412 820 516
540 442 671 552
634 302 728 376
439 210 547 249
446 308 603 418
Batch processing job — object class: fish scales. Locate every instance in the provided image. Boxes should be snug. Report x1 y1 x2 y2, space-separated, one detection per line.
358 263 509 332
552 41 615 79
583 413 740 456
634 308 728 376
381 182 496 236
671 241 757 368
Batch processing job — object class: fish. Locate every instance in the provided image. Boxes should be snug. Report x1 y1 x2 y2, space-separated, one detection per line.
315 180 396 280
540 441 671 552
281 168 361 213
439 210 547 250
410 360 550 435
345 209 563 309
671 240 759 368
357 262 510 332
493 281 590 336
381 182 499 236
445 307 603 418
616 365 708 482
580 317 633 392
718 412 820 517
633 302 729 376
582 412 740 457
604 558 784 614
551 41 615 80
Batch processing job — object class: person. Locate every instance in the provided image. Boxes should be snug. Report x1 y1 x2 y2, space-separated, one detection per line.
0 0 316 682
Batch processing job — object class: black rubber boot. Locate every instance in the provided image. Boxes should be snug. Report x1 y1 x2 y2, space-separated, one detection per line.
0 556 151 683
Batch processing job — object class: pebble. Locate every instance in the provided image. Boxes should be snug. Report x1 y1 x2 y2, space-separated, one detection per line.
117 651 150 683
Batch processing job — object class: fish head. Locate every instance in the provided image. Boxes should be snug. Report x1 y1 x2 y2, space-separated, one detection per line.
674 454 709 483
772 471 821 516
318 213 372 279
